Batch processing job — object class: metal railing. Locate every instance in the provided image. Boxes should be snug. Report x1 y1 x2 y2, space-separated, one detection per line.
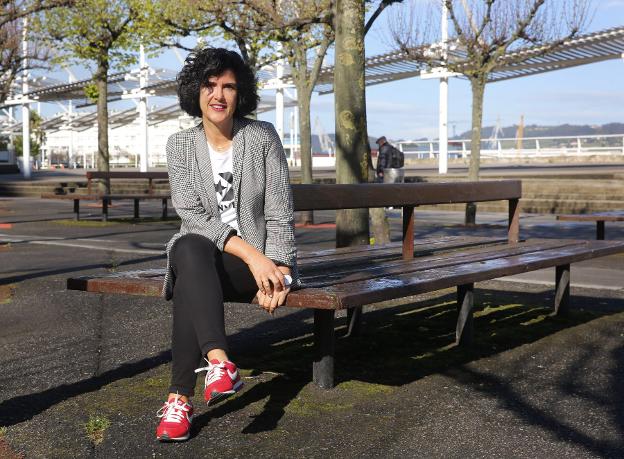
396 133 624 159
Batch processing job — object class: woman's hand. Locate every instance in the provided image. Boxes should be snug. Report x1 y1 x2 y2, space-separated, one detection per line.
257 286 290 314
257 265 292 314
223 235 292 314
246 251 287 296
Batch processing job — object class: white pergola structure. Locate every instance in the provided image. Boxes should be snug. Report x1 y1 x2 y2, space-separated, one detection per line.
310 25 624 173
1 25 623 176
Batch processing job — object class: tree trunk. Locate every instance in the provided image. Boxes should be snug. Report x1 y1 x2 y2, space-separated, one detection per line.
334 0 369 248
368 154 390 245
465 76 486 225
297 85 314 225
95 59 110 194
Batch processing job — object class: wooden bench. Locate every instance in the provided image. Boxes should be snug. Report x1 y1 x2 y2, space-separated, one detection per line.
86 171 169 195
556 211 624 240
67 181 624 389
42 171 171 221
41 193 170 221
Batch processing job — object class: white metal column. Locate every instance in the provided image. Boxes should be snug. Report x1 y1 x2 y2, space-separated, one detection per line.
138 44 149 172
68 101 75 167
275 58 284 143
21 18 31 178
293 96 299 167
7 107 16 166
438 1 449 174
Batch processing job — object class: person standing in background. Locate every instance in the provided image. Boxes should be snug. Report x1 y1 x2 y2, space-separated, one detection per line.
375 136 404 183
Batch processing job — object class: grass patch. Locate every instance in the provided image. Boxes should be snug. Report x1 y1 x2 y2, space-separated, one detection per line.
84 414 111 446
336 380 394 396
0 426 6 437
286 397 354 416
107 254 120 273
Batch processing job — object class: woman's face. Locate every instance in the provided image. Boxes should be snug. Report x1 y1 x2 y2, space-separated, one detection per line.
199 69 238 128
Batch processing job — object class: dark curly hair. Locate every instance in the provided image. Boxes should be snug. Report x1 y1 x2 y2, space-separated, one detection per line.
177 47 259 118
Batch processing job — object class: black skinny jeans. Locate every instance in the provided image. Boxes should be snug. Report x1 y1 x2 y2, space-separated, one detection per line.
169 233 257 396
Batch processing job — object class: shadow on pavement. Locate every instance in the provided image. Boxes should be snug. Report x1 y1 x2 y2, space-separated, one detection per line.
2 284 623 456
0 254 164 286
0 351 171 427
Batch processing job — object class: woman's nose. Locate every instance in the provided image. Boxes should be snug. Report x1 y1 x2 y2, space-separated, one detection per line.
212 85 225 100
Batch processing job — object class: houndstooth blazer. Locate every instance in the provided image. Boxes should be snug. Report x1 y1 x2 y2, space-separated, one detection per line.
162 117 298 300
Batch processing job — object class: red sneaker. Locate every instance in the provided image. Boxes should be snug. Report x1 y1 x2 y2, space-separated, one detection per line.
156 395 193 442
194 359 243 405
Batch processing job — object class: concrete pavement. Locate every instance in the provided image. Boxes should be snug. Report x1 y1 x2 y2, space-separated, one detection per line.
0 197 623 458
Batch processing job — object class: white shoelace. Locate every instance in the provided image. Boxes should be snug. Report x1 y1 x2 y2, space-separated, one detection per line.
156 395 189 424
194 360 226 386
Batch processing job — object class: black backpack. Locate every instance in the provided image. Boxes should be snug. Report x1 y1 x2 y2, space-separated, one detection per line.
390 145 404 168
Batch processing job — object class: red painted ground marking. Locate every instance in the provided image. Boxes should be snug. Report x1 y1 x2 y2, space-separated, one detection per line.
295 223 336 229
86 203 118 208
0 284 15 301
0 223 12 229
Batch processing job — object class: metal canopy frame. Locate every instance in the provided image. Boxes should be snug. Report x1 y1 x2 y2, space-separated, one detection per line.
2 26 622 112
312 26 624 94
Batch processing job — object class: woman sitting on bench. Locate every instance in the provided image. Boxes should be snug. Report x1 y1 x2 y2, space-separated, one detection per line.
156 47 298 442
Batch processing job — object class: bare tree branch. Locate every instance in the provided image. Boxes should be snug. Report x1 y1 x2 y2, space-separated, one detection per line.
364 0 403 36
388 0 592 223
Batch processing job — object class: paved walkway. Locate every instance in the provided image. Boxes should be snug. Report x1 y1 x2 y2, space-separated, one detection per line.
0 197 623 457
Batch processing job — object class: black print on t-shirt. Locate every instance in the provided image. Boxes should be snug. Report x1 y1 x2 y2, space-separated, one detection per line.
214 171 234 211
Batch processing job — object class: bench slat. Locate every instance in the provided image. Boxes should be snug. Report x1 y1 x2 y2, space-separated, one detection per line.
292 181 521 210
312 240 624 309
300 239 580 286
87 171 169 180
299 236 508 267
297 235 473 259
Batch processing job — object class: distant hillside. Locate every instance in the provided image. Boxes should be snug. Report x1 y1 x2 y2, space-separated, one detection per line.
455 122 624 139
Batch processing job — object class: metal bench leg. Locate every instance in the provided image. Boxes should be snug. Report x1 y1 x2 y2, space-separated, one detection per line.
596 221 605 240
134 199 139 219
162 198 168 220
555 264 570 315
345 306 362 337
102 198 108 222
313 309 335 389
456 283 474 346
73 199 80 221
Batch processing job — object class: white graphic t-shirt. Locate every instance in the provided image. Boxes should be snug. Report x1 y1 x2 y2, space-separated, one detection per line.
208 143 239 234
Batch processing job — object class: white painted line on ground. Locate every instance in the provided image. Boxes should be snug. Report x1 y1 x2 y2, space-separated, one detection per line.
29 240 163 255
0 232 118 243
0 232 64 240
0 232 163 255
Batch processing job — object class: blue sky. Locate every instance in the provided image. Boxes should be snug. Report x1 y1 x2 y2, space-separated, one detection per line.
285 0 624 141
34 1 624 142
